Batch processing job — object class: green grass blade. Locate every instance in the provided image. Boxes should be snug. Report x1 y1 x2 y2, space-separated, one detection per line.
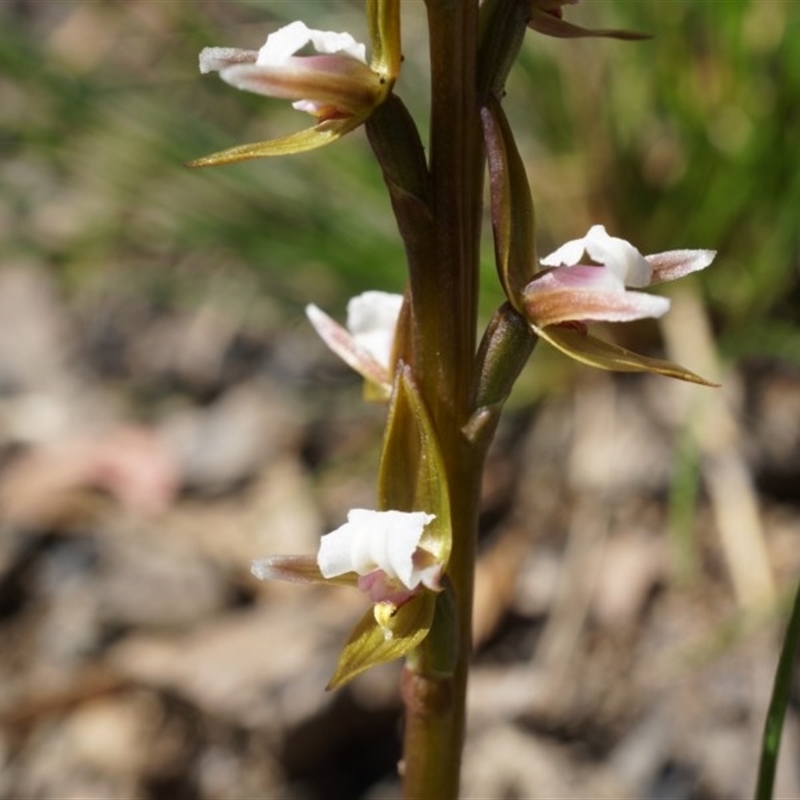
755 578 800 799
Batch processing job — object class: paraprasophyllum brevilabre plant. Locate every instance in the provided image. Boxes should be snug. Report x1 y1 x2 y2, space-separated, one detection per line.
191 1 716 797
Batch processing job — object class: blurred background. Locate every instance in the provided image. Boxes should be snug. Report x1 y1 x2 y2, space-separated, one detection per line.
1 1 800 797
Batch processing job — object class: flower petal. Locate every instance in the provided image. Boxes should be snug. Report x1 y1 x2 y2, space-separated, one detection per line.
646 249 717 283
346 291 403 370
542 225 652 287
305 302 391 392
523 265 670 326
539 235 588 269
583 225 652 286
256 21 367 67
317 509 435 591
358 570 416 605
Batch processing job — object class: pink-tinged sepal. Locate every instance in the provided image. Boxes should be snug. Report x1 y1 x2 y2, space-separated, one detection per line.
213 56 382 120
306 291 404 400
482 95 537 311
358 570 416 606
523 266 670 327
250 554 356 587
199 48 258 73
647 249 717 283
528 0 650 40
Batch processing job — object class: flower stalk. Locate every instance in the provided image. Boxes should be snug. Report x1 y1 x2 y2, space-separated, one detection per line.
390 2 483 796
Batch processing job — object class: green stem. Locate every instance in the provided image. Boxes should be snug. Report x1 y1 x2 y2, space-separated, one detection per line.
368 1 531 793
399 2 482 798
414 0 481 418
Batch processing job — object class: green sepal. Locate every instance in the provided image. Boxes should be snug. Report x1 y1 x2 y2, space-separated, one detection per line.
390 292 414 377
406 579 459 679
378 366 452 569
186 117 363 167
468 302 538 450
536 324 718 386
477 0 531 99
366 98 434 272
366 95 431 207
327 591 436 689
473 302 538 411
482 95 537 312
366 0 402 81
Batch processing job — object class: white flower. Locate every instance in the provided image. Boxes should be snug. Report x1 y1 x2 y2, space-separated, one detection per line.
305 291 403 393
191 6 402 168
317 509 439 599
249 505 444 675
199 21 379 122
524 225 716 327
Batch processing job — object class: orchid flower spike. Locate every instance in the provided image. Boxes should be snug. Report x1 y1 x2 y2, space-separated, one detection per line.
522 225 717 384
190 6 401 166
306 291 403 399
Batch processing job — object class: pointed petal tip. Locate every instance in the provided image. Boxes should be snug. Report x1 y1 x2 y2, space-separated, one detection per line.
304 302 326 325
250 554 325 584
537 324 720 386
199 46 257 74
250 557 279 581
528 11 651 40
646 248 717 283
305 298 394 390
186 121 354 168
